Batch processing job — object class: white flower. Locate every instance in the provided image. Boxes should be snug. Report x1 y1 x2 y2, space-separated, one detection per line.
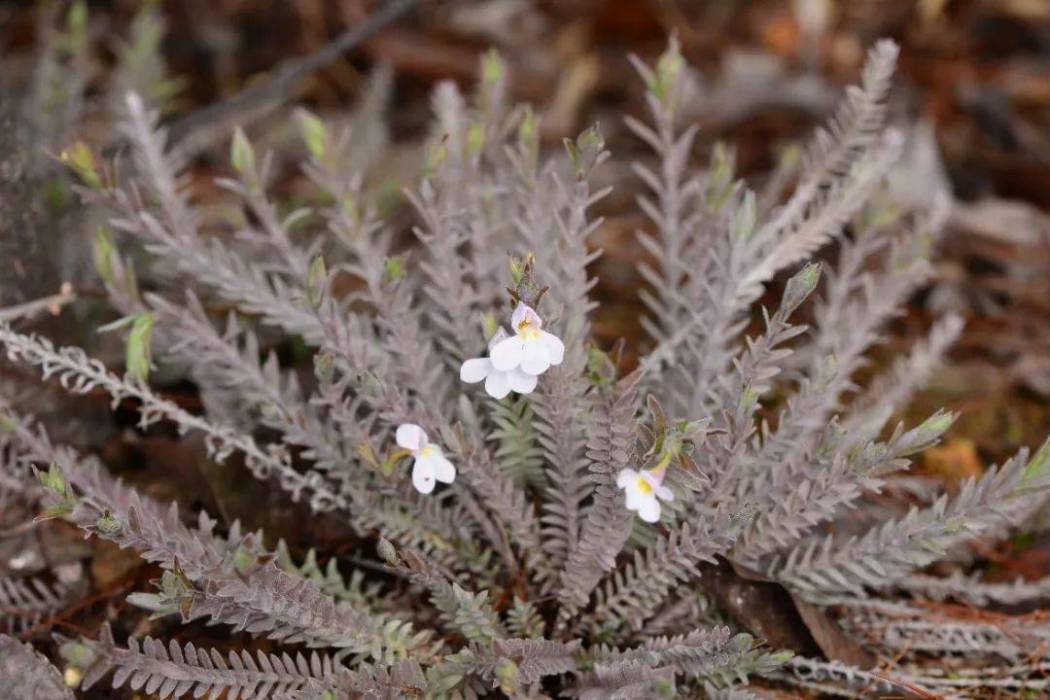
616 468 674 523
396 423 456 494
459 327 540 399
489 303 565 376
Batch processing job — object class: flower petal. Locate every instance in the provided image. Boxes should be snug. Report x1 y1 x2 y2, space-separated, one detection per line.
519 344 551 375
487 326 510 350
656 485 675 502
459 357 491 384
490 336 526 371
396 424 426 452
511 303 542 330
485 371 512 399
637 497 661 523
624 488 644 510
431 455 456 484
507 369 538 394
411 459 436 494
616 469 638 489
539 331 565 366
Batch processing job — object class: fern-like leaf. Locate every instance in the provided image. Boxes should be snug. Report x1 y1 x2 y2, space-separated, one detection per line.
60 624 343 700
0 576 69 634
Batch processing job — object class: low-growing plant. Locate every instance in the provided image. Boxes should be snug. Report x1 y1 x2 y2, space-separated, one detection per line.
2 27 1049 699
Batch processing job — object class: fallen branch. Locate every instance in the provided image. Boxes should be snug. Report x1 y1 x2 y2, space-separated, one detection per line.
0 284 75 324
166 0 419 156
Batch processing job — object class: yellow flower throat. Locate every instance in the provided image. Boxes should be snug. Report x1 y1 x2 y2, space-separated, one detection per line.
518 322 541 341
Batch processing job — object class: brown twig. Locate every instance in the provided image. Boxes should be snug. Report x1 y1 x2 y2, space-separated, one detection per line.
0 283 75 324
166 0 420 156
18 576 134 641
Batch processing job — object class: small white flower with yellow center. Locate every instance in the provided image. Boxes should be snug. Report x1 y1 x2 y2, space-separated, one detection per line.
396 423 456 494
616 466 674 523
489 303 565 376
459 327 539 399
